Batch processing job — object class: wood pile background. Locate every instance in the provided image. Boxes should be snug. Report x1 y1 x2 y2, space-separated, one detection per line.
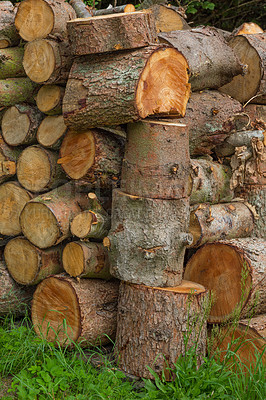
0 0 265 379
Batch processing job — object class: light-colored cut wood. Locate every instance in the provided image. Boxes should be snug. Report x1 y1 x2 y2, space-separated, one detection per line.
70 210 110 240
147 4 189 33
37 115 67 150
36 85 65 115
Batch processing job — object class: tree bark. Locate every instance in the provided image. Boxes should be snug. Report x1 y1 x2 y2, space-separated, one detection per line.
58 128 123 189
37 115 68 150
36 85 65 116
31 275 119 346
0 78 39 107
189 202 254 247
105 189 192 287
0 47 25 79
0 134 22 184
115 280 208 380
220 33 266 104
63 45 190 129
4 237 63 285
121 120 190 199
62 241 111 279
244 185 266 239
159 27 243 91
215 129 264 157
15 0 76 41
67 11 157 56
145 4 189 33
0 1 20 49
184 238 266 323
1 104 43 146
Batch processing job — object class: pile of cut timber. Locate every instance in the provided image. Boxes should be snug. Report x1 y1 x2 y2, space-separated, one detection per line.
0 0 265 379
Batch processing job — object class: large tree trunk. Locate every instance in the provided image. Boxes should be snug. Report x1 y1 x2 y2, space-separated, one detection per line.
0 135 22 184
4 237 63 285
105 189 191 287
36 85 65 116
220 33 266 104
1 104 43 146
0 78 39 107
63 45 190 129
189 202 254 247
159 27 243 91
17 145 67 193
115 280 208 380
15 0 76 41
62 241 111 279
20 183 90 249
121 120 190 199
0 1 20 49
67 11 157 55
37 115 68 150
23 39 73 84
58 129 123 189
0 47 25 79
184 238 266 323
31 275 119 346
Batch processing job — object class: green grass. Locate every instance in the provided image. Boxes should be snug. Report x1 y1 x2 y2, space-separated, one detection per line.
0 314 265 400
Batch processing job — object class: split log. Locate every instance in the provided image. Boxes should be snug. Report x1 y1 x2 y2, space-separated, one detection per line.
159 28 243 91
31 275 119 346
1 104 43 146
0 134 22 184
20 183 90 249
0 1 20 49
104 189 192 287
58 129 123 189
37 115 68 150
23 39 73 84
184 238 266 323
62 241 111 279
0 78 39 107
63 44 190 129
17 145 67 193
0 181 32 243
180 91 243 156
15 0 76 41
220 33 266 104
121 120 190 199
4 237 63 285
67 11 157 56
215 129 264 157
232 22 264 37
147 4 189 33
189 159 233 205
0 47 25 79
189 202 254 247
115 281 208 380
36 85 65 116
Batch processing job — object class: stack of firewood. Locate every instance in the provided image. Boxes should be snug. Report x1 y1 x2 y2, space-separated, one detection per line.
0 0 265 377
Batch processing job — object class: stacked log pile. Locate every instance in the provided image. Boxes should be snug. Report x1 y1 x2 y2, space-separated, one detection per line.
0 0 265 379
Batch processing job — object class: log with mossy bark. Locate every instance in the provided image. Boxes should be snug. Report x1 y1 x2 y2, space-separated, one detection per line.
0 135 22 184
58 129 123 189
0 47 25 79
1 104 43 146
115 280 208 380
63 44 190 130
63 241 111 279
159 27 243 91
31 275 119 346
67 11 157 56
220 33 266 104
36 85 65 116
121 120 190 199
0 78 39 107
37 115 68 150
104 189 192 287
4 237 63 285
0 1 20 49
184 238 266 323
15 0 76 42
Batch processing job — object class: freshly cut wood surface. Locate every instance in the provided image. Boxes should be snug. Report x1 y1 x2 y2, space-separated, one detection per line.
63 45 190 129
0 1 20 48
232 22 264 37
159 27 243 91
184 238 266 323
23 39 73 84
67 11 157 55
31 275 119 346
0 181 31 240
17 145 66 193
220 33 266 104
116 280 208 380
0 78 39 107
106 189 191 287
63 241 111 279
70 210 110 240
15 0 76 41
58 129 123 189
36 85 65 115
2 104 43 146
37 115 68 150
4 237 63 285
121 120 190 199
0 47 25 79
147 4 189 33
0 135 21 184
189 202 254 247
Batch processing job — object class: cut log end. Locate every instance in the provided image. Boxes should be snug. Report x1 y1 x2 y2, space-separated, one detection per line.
23 39 56 83
62 241 85 277
36 85 64 114
37 115 67 148
0 39 10 49
70 211 93 238
124 4 135 13
2 106 30 146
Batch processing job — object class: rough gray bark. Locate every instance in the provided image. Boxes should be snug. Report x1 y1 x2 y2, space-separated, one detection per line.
0 1 20 48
